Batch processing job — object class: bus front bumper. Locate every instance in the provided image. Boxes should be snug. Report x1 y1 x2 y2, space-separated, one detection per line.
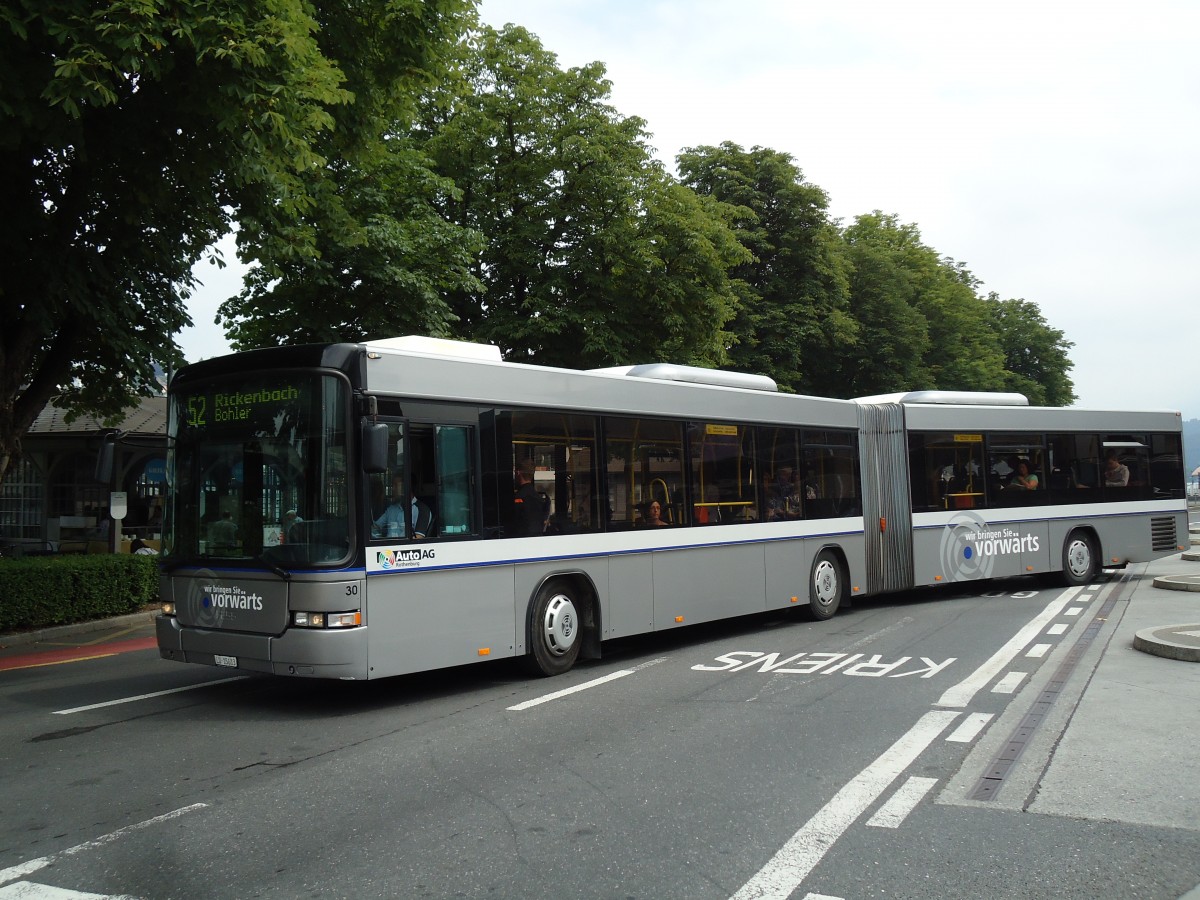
156 615 370 679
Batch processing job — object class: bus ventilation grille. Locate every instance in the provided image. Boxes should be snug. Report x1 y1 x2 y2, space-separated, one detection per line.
1150 517 1177 552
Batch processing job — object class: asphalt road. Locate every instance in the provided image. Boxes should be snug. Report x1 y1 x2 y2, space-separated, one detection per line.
2 564 1199 900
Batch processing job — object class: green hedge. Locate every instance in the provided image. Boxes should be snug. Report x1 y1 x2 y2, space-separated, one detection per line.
0 554 158 633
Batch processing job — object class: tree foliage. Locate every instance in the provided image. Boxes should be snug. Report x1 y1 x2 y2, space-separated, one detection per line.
413 26 747 368
840 214 1002 396
0 0 472 485
220 144 486 349
677 143 856 395
983 294 1076 405
1 2 1080 497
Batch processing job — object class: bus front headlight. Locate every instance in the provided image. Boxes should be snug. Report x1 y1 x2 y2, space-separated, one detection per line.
292 611 361 628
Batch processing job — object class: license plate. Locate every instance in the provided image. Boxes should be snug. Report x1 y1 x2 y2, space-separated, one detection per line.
214 655 238 668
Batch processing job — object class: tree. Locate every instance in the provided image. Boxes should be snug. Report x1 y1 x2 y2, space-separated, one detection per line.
0 0 472 486
836 230 931 397
676 142 855 395
219 144 486 349
414 25 747 368
983 294 1075 405
840 213 1008 396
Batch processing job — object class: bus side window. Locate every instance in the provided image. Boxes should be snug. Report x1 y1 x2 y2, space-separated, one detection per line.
436 425 474 535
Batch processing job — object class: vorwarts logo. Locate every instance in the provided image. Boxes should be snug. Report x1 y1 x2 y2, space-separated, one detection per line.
377 548 435 570
939 512 1040 581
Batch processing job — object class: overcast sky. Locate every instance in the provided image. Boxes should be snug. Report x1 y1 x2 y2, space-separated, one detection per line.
178 0 1200 419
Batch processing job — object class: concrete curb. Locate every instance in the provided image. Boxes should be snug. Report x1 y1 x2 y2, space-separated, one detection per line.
1132 623 1200 662
1152 574 1200 592
0 610 157 650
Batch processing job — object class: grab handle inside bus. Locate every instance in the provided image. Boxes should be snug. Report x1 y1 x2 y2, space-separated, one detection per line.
362 421 389 473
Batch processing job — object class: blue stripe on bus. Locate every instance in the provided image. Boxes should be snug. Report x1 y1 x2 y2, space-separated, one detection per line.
365 527 864 576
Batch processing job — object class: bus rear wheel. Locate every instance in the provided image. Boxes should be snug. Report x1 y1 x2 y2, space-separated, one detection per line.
1061 531 1098 586
807 550 845 621
524 580 582 676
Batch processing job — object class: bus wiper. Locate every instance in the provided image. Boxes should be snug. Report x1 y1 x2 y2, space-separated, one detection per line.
256 554 291 581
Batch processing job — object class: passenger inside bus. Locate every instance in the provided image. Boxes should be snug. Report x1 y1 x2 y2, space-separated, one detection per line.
766 468 800 520
1104 452 1130 487
373 475 434 539
512 458 547 535
1007 459 1039 491
636 499 670 527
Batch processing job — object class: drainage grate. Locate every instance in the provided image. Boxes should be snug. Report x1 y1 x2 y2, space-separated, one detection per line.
969 579 1126 801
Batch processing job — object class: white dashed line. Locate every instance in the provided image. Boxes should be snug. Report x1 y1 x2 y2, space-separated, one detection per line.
507 658 666 711
866 776 939 829
946 712 993 743
991 671 1028 694
54 678 248 715
0 805 207 885
729 710 959 900
935 588 1079 708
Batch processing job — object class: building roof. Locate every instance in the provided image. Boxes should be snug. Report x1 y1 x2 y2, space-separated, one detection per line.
28 395 167 436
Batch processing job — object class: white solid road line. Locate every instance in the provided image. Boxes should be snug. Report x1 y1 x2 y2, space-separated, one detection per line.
729 710 959 900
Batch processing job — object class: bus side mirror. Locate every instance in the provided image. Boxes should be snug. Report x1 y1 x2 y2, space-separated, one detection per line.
362 421 389 473
95 436 115 483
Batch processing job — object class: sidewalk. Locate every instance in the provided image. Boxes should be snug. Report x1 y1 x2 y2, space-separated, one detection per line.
1029 550 1200 833
0 607 158 666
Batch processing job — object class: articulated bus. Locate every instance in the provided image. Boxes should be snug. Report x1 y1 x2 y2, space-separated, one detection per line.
155 337 1188 680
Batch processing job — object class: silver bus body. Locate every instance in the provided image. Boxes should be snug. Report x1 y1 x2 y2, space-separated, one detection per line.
156 339 1187 679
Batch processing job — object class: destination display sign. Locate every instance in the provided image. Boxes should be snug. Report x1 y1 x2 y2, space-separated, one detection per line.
176 379 308 434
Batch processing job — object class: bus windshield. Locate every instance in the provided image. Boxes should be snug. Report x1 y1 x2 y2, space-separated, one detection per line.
163 372 351 567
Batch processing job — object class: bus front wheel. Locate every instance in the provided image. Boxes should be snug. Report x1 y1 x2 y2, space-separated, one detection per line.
524 580 582 676
807 550 846 621
1062 531 1098 586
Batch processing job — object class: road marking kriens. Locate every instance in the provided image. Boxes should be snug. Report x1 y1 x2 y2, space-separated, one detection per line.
729 710 959 900
935 588 1080 708
867 776 939 829
507 658 666 711
692 652 955 679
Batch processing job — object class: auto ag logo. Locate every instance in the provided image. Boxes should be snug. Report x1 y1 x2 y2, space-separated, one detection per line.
376 548 435 570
